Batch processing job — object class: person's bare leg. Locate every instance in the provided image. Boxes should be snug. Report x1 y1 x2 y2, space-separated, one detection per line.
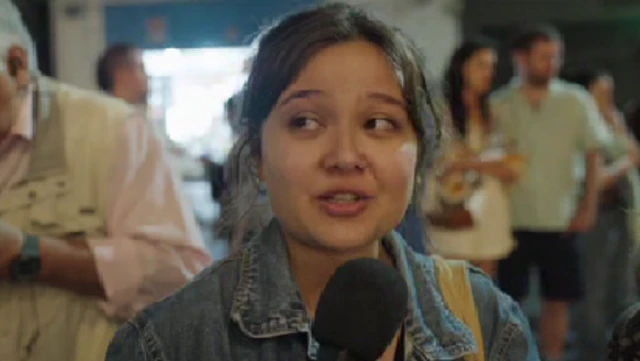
472 260 497 279
540 300 569 360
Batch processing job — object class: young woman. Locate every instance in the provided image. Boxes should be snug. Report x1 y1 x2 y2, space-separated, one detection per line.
425 38 522 277
106 4 536 361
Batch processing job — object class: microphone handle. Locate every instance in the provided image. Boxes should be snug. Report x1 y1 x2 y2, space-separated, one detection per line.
316 344 343 361
316 346 367 361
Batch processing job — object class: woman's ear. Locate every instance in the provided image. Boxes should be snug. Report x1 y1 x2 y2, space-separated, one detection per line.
257 160 265 184
256 157 269 196
253 141 265 183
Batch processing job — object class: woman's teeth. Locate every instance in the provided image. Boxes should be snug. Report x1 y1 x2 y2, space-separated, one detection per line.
329 193 360 202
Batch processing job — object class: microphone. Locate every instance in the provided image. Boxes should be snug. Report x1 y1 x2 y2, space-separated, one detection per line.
607 303 640 360
311 258 409 361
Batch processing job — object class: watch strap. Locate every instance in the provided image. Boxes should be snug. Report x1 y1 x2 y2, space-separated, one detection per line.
21 233 40 258
10 233 42 282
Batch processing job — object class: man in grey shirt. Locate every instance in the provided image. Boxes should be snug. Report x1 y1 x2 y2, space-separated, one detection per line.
491 25 611 361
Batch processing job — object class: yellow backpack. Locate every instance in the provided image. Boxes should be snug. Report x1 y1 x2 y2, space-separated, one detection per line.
433 256 485 361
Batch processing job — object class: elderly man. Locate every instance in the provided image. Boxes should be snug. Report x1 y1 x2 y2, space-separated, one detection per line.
0 3 211 361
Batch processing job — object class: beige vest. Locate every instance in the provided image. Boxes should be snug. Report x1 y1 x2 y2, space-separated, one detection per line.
0 78 134 361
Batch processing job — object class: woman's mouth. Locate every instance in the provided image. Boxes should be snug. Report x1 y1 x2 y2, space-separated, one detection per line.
316 191 373 217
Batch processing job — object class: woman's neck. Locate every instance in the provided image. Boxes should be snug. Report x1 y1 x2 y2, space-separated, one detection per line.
462 88 482 110
462 89 486 129
285 235 390 317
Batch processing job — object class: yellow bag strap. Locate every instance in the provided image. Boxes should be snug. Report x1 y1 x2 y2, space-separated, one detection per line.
433 256 485 361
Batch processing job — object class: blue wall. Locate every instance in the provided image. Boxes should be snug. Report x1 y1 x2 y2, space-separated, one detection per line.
105 0 317 49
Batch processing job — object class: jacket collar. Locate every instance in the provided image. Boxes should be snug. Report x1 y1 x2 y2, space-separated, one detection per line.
230 220 310 337
230 220 477 360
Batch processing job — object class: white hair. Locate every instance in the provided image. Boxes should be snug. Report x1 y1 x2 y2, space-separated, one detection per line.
0 0 38 74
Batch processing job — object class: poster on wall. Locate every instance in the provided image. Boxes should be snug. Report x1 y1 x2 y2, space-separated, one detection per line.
146 16 167 45
104 0 317 49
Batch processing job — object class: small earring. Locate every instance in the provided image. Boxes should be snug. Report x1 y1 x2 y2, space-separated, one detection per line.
257 178 268 195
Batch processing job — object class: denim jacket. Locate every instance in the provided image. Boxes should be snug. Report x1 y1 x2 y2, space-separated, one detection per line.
106 220 538 361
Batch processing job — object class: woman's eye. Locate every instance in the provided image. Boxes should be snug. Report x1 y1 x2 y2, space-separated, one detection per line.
289 116 320 130
365 118 397 131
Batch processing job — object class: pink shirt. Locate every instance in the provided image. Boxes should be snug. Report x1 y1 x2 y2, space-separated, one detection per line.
0 92 212 320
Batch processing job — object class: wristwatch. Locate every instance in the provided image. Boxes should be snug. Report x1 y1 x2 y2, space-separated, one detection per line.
10 233 42 281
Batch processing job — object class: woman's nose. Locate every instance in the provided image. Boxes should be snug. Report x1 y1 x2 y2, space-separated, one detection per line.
321 126 367 173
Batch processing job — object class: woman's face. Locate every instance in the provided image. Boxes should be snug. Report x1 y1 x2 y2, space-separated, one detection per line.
589 75 615 111
259 40 419 252
463 48 497 95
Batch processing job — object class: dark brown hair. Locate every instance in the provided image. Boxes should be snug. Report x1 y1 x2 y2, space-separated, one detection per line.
510 24 563 53
96 43 139 92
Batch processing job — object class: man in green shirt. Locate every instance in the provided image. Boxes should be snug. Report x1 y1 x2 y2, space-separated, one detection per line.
491 25 611 361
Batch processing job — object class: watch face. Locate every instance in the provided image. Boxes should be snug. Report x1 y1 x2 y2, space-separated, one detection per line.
11 257 41 281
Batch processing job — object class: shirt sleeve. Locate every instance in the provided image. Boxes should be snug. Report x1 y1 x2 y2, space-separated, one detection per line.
86 114 212 320
576 90 613 152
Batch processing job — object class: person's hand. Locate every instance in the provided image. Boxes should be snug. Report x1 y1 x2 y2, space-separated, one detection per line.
1 44 30 137
0 220 23 281
566 206 596 234
443 158 477 175
7 45 30 89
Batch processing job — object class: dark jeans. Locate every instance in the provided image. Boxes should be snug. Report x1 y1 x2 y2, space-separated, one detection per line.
575 206 637 361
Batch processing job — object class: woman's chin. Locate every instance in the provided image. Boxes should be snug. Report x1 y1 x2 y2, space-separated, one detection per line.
309 232 383 255
281 217 391 255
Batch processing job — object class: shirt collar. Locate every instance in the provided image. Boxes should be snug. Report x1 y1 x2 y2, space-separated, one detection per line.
230 219 477 360
509 76 563 92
